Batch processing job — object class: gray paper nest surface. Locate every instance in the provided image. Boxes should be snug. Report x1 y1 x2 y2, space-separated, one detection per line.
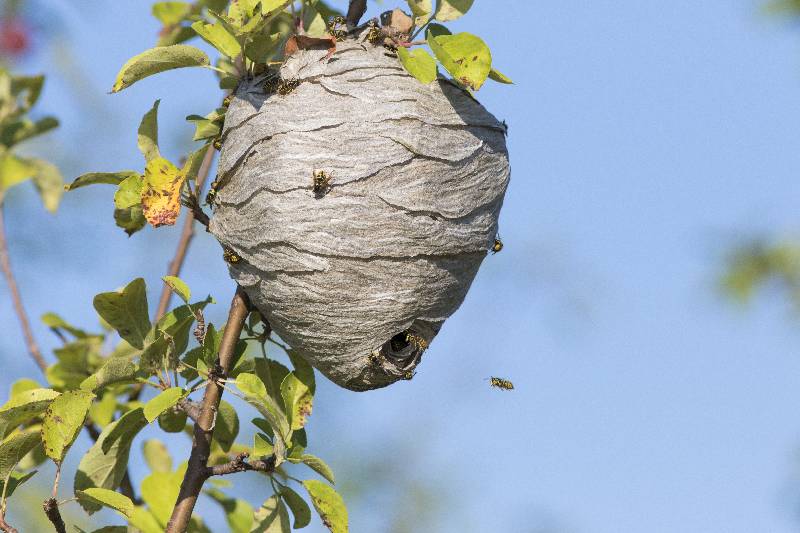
210 39 510 391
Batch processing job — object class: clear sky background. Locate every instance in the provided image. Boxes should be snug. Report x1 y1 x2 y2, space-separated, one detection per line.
3 1 800 532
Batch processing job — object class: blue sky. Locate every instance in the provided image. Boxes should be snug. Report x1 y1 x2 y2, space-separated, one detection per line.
3 0 800 531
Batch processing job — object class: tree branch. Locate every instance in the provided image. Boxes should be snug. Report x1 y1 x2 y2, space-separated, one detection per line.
177 398 202 423
0 516 18 533
346 0 368 28
165 287 250 533
207 452 276 477
42 499 66 533
0 204 48 373
155 147 216 322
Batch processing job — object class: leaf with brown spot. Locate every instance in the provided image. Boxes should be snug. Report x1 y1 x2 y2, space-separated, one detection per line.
284 35 336 59
141 145 209 228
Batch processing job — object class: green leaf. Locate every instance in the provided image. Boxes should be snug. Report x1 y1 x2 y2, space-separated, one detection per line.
213 399 239 452
9 378 41 398
41 312 95 338
143 439 173 473
254 358 289 397
280 371 313 431
77 488 134 518
191 21 242 58
0 154 34 204
488 67 513 84
93 278 150 349
128 506 164 533
296 454 335 485
252 433 273 457
150 297 211 357
0 430 42 482
113 174 146 236
42 390 95 463
88 392 117 428
0 116 59 148
205 488 254 533
143 387 186 423
140 466 185 526
158 407 188 433
251 495 291 533
80 355 139 392
434 0 474 21
397 47 438 84
74 527 128 533
236 372 267 398
112 45 211 93
278 483 311 529
0 388 59 437
407 0 433 25
74 415 142 514
162 276 191 304
10 74 44 112
152 1 193 26
140 331 176 372
427 31 491 91
102 408 148 453
302 480 348 533
28 158 64 213
0 470 36 500
66 171 139 191
186 108 226 142
138 100 161 163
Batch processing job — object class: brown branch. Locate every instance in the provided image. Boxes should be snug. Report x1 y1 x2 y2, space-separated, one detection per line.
42 499 66 533
154 147 216 322
165 287 250 533
346 0 368 28
0 515 18 533
0 205 48 373
177 398 202 423
207 451 276 477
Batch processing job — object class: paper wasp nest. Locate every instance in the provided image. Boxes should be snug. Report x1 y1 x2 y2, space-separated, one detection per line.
210 39 510 391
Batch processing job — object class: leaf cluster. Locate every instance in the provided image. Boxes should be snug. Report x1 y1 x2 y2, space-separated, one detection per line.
0 276 347 532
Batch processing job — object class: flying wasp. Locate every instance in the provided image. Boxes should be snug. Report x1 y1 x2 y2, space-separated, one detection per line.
491 237 504 254
488 377 514 391
312 170 333 197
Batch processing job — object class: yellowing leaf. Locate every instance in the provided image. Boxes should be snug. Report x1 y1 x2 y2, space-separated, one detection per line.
191 21 242 58
407 0 433 25
252 495 291 533
42 390 95 463
152 2 193 26
427 31 492 91
489 67 513 84
138 100 161 163
397 47 438 84
76 488 134 518
142 157 182 227
162 275 191 303
303 480 348 533
112 45 210 93
434 0 474 21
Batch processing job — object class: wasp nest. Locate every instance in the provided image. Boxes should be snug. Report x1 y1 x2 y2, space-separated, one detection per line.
210 38 510 391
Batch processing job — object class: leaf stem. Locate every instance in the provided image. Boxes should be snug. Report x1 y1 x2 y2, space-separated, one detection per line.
0 204 48 373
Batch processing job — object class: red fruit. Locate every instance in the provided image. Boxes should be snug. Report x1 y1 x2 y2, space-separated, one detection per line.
0 19 31 57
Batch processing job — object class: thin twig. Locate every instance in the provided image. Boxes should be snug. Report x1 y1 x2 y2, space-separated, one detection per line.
0 205 48 373
165 287 250 533
42 498 66 533
346 0 368 28
154 147 216 322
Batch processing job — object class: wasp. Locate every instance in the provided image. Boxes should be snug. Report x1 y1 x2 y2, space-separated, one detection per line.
368 351 382 367
205 180 219 206
402 369 415 381
265 77 301 96
405 332 429 351
328 15 347 41
223 248 242 264
213 138 222 151
365 19 382 45
222 95 233 107
312 170 333 197
488 377 514 391
491 237 503 254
